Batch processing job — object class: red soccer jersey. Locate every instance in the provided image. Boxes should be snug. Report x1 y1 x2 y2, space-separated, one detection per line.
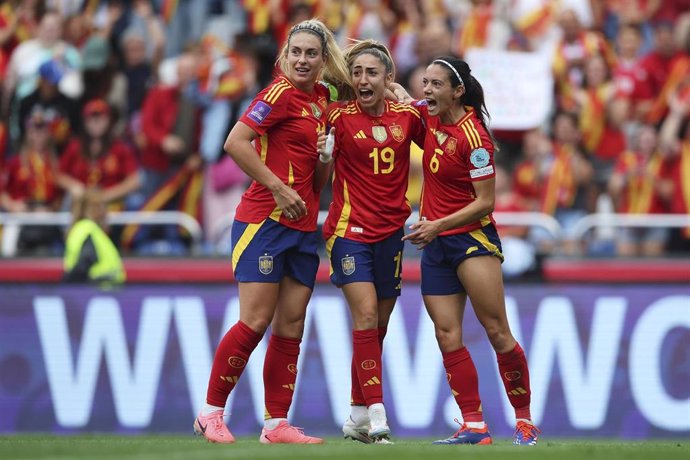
2 151 60 205
417 103 496 236
323 100 425 242
234 76 330 232
59 138 139 190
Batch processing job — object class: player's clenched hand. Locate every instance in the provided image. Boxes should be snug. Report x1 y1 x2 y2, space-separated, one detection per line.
317 127 335 163
402 219 442 249
272 185 307 221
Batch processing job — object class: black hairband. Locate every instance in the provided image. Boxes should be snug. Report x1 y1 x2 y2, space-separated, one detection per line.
289 23 326 49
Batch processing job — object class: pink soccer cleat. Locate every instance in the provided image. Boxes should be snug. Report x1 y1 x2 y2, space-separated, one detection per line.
193 410 235 444
259 420 324 444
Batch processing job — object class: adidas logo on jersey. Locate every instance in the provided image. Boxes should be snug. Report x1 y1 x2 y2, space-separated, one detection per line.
353 130 367 139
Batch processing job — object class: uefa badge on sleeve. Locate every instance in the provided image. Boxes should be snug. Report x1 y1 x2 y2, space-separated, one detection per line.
341 256 356 276
259 255 273 275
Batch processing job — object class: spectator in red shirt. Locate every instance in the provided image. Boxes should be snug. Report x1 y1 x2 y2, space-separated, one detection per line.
57 99 141 212
637 21 684 119
0 106 63 255
608 124 671 256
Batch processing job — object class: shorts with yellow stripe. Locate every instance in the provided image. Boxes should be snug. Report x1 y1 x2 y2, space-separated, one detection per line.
231 218 319 289
420 223 504 296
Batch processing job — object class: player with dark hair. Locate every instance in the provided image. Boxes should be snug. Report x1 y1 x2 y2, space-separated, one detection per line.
393 56 540 446
323 39 425 444
193 18 350 445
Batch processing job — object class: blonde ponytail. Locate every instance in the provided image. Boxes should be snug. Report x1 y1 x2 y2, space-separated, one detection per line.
277 18 352 101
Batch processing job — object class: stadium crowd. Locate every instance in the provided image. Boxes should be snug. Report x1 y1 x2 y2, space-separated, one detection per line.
0 0 689 261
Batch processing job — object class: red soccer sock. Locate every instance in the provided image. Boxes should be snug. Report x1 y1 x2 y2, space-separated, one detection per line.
443 347 483 423
497 342 532 420
350 326 388 406
353 328 383 406
263 334 301 419
378 326 387 349
206 320 263 407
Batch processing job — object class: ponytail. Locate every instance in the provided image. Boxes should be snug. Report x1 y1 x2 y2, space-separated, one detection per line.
432 56 494 141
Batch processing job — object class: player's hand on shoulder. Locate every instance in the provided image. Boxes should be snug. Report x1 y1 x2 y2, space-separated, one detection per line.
388 83 413 104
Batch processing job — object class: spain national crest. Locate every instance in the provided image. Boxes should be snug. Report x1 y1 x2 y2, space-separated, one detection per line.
446 137 457 155
259 255 273 275
372 126 388 143
389 124 404 142
341 256 356 275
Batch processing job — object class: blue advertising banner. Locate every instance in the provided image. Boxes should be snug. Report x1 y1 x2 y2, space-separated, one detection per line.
0 284 688 439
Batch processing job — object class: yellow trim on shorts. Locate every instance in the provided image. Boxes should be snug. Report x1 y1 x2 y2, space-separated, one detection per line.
325 234 338 276
469 227 504 262
231 219 267 271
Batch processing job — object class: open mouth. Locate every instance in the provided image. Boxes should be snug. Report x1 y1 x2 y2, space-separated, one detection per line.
295 66 310 76
426 98 438 111
359 88 374 102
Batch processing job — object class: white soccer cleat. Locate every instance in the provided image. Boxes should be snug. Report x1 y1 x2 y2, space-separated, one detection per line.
368 405 392 443
342 416 373 444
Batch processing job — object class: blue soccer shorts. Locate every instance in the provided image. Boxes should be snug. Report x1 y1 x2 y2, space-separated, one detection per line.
421 224 504 296
327 227 404 299
231 218 319 289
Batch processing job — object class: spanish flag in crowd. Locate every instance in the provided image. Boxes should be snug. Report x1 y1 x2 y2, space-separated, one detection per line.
646 57 690 124
161 0 179 24
617 150 663 214
579 85 609 153
679 143 690 238
242 0 271 35
513 0 554 39
455 3 493 56
121 162 203 250
541 145 576 215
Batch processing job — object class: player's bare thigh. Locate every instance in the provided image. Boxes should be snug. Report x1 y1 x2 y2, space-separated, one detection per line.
457 255 516 353
423 292 467 353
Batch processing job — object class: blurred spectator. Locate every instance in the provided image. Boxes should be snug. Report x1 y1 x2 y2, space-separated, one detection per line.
196 32 256 251
552 8 616 112
530 113 593 255
415 17 452 64
120 27 154 120
451 0 511 57
0 106 63 255
57 98 140 213
494 164 536 277
608 124 670 256
159 0 210 58
18 58 79 152
0 0 43 82
3 9 81 106
63 187 125 286
122 51 202 253
574 54 626 189
385 0 421 75
612 24 648 118
513 128 549 213
659 84 690 253
645 19 690 124
637 21 682 121
80 34 128 133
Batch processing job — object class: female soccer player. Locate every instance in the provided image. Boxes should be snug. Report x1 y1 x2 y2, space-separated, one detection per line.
394 57 541 446
323 40 425 444
193 19 350 445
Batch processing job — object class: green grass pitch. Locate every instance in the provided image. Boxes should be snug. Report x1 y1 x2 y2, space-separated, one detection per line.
0 435 688 460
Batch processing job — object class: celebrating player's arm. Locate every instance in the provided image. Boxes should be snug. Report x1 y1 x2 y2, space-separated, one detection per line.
225 121 307 220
